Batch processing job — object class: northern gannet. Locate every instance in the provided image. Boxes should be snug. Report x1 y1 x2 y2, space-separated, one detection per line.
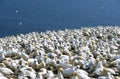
57 68 64 79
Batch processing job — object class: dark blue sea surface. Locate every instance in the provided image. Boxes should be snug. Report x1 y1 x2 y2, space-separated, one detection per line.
0 0 120 37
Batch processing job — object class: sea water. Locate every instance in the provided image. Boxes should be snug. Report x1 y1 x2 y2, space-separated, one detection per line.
0 0 120 37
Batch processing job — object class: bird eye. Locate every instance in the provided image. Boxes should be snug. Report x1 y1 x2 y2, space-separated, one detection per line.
39 53 41 56
26 76 31 78
40 70 43 72
58 54 61 56
18 70 21 73
57 61 60 64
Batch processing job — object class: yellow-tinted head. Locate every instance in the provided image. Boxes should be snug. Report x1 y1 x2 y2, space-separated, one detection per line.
103 67 108 72
44 54 48 59
79 56 83 59
110 61 116 66
72 72 79 76
58 68 64 72
115 76 120 79
27 67 33 71
0 63 6 67
5 58 12 62
68 52 72 57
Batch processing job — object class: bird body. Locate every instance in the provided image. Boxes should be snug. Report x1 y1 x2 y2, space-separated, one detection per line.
91 61 104 76
19 67 36 79
0 67 14 76
56 62 72 69
78 73 91 79
22 52 29 61
63 67 75 77
36 73 43 79
98 72 114 79
0 77 8 79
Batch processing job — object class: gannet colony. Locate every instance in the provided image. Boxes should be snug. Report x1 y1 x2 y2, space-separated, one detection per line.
1 26 120 79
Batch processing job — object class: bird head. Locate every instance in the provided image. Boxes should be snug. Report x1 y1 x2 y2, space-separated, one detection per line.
115 76 120 79
39 61 46 67
72 72 79 77
44 55 48 60
103 67 108 73
4 58 12 62
26 67 33 71
110 61 118 67
79 56 83 59
58 68 64 73
0 63 6 67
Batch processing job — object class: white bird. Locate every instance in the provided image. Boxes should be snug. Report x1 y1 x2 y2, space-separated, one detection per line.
4 59 18 71
0 53 5 61
28 58 38 67
56 61 72 69
22 52 29 61
60 54 70 62
0 76 8 79
83 56 96 70
114 63 120 70
0 72 4 77
77 59 86 67
77 73 91 79
16 9 19 13
62 66 88 78
62 67 76 77
101 6 104 9
47 46 54 52
98 72 114 79
71 72 79 79
19 22 22 26
45 70 59 79
110 54 120 61
39 68 47 75
31 59 39 70
71 71 90 79
115 76 120 79
36 73 43 79
110 58 120 65
19 67 36 79
105 68 116 75
46 70 55 78
39 60 46 68
11 48 18 53
75 69 89 76
18 76 29 79
57 68 64 79
0 46 3 53
18 58 28 67
0 67 14 76
55 48 61 54
91 61 104 76
44 55 56 66
47 52 57 59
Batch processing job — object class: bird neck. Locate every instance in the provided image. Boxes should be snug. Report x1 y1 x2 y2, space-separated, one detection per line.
71 75 79 79
58 70 64 79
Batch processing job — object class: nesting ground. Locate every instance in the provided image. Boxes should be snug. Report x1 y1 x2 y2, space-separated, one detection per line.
0 26 120 79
